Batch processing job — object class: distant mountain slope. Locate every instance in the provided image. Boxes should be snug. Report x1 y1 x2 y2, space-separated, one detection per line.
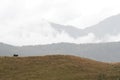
50 22 84 38
50 14 120 39
0 43 16 56
84 14 120 37
0 42 120 62
19 42 120 62
0 55 120 80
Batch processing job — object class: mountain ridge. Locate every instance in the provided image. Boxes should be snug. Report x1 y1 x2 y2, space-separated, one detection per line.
0 42 120 62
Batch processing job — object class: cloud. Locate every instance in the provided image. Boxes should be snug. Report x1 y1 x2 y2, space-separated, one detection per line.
0 0 120 28
0 24 99 46
0 0 120 45
102 34 120 42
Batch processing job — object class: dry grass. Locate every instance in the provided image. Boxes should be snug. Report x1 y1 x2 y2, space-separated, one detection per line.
0 55 120 80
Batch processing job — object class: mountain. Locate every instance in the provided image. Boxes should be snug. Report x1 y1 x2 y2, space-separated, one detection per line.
1 14 120 62
84 14 120 38
0 42 120 62
50 22 84 38
0 55 120 80
18 42 120 62
0 43 16 56
50 14 120 40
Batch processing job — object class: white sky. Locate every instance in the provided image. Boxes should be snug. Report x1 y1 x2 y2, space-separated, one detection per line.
0 0 120 45
0 0 120 28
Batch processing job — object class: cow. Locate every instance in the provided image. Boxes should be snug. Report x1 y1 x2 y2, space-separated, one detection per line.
13 54 18 57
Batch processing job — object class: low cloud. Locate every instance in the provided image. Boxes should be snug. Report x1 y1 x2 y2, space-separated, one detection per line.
0 22 100 46
0 0 120 45
0 22 120 46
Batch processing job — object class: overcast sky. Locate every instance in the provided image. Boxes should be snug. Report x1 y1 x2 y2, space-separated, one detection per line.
0 0 120 46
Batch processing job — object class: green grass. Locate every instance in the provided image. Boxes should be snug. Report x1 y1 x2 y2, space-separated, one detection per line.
0 55 120 80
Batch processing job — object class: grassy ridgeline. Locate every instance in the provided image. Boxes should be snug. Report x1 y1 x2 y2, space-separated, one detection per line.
0 55 120 80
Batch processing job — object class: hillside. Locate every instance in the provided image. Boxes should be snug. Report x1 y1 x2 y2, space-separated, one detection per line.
0 55 120 80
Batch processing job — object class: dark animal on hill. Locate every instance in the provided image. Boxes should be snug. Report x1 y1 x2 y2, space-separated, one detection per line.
13 54 18 57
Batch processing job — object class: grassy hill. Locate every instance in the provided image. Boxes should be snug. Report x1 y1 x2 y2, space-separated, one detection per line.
0 55 120 80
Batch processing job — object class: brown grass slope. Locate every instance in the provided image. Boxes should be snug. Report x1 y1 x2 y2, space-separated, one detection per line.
0 55 120 80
